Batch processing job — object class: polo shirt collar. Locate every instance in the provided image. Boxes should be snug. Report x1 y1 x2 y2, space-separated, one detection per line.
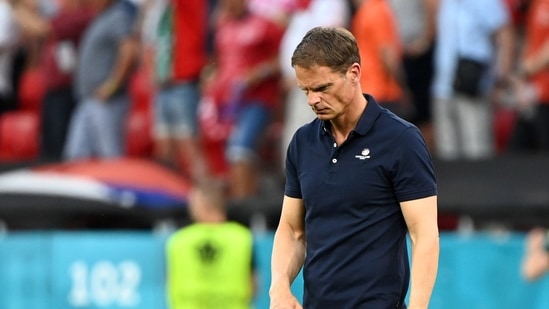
320 93 381 136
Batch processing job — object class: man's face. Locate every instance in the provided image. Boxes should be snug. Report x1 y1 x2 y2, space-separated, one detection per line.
295 65 355 121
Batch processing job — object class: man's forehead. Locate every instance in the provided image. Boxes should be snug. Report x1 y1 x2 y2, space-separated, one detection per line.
295 66 339 88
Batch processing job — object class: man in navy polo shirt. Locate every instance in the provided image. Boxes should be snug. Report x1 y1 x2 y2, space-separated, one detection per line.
269 27 439 309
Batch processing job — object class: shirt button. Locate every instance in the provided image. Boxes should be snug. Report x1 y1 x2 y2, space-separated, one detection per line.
332 158 337 163
333 143 337 147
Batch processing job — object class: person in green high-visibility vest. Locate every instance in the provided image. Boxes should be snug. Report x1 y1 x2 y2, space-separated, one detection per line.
165 179 256 309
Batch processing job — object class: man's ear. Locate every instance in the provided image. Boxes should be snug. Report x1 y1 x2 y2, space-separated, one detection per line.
348 62 361 84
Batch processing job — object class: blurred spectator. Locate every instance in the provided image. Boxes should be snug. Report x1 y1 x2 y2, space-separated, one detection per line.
139 0 166 68
63 0 141 160
11 0 53 82
148 0 210 181
490 0 525 152
200 0 285 199
505 0 529 26
248 0 300 26
25 0 96 161
506 0 549 152
279 0 350 170
351 0 411 119
432 0 514 160
0 0 20 115
521 227 549 281
165 179 256 309
389 0 438 151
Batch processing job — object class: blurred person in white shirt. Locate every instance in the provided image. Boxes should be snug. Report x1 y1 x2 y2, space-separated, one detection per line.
0 0 19 114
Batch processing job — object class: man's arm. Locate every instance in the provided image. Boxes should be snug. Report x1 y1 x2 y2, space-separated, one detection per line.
95 36 140 101
12 4 51 39
406 0 439 56
493 23 515 84
269 196 306 309
401 195 439 309
521 40 549 77
521 228 549 281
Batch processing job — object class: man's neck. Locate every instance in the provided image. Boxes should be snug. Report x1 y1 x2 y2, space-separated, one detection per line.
329 96 367 144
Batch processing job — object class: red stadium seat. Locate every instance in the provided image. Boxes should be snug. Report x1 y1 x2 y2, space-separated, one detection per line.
493 107 517 153
125 107 153 158
17 68 46 112
126 66 156 158
201 138 228 178
129 68 155 111
438 213 459 231
0 111 40 162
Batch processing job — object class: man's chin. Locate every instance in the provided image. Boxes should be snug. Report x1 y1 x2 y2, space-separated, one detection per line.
315 113 332 121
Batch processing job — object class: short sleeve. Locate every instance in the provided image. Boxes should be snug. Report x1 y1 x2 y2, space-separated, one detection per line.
481 0 510 32
390 127 437 202
108 3 137 41
284 131 303 199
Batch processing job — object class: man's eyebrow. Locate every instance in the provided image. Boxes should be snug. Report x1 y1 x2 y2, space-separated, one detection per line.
308 82 333 92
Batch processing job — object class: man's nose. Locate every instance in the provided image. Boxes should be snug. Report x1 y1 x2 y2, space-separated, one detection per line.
307 92 320 107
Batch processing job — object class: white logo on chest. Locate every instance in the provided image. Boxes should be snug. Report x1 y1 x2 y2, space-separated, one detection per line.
355 148 371 160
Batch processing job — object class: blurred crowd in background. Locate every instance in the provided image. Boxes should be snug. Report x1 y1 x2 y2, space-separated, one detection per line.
0 0 548 202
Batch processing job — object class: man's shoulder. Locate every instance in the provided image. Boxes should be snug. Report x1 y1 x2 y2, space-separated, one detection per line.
294 118 321 137
105 0 138 22
376 108 418 134
363 109 426 152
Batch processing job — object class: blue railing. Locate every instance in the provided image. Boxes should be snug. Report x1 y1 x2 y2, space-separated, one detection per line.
0 231 548 309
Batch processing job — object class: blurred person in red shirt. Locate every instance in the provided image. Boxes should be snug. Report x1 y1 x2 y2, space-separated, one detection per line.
19 0 97 161
41 0 96 162
5 0 95 161
507 0 549 152
201 0 285 199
